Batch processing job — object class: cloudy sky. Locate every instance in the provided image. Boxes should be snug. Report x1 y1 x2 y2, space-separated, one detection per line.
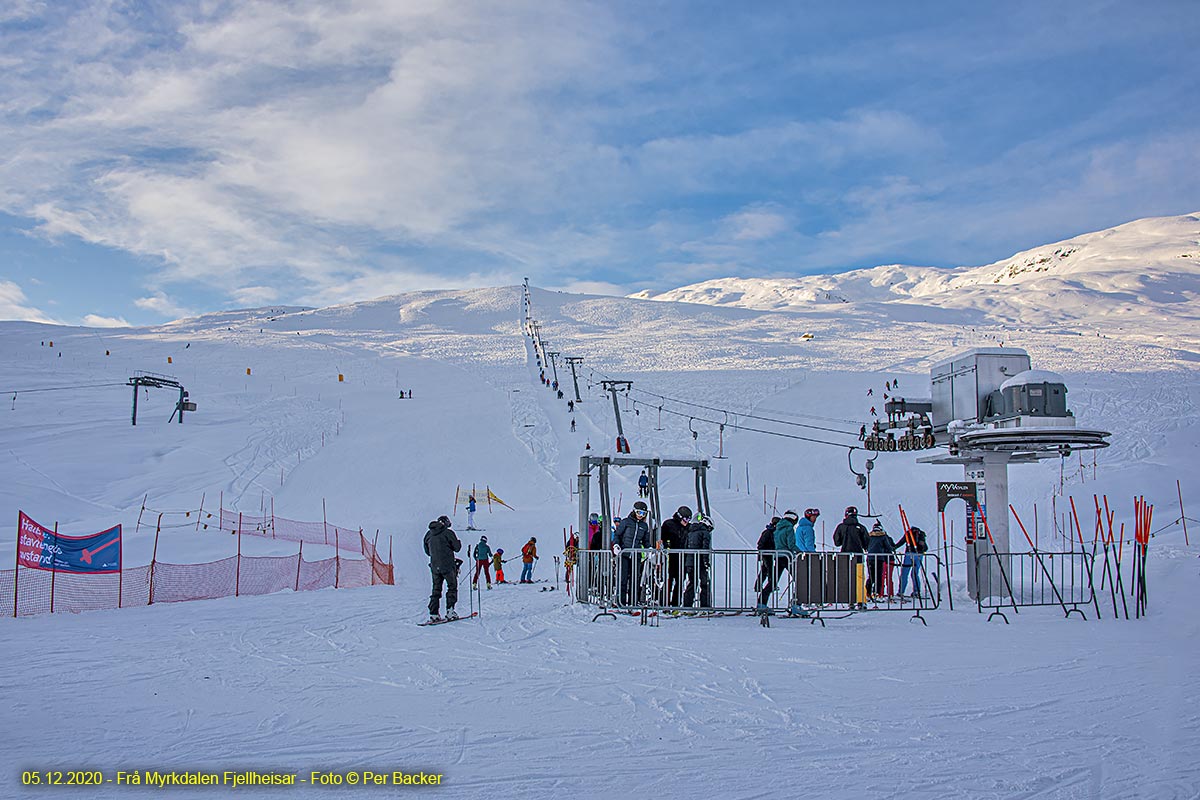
1 0 1197 325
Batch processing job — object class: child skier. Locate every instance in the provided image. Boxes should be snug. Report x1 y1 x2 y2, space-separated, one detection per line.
492 549 507 584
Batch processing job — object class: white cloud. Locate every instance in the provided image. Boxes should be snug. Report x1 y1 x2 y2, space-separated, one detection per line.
231 286 280 306
0 280 58 323
134 292 192 320
81 313 131 327
723 205 791 242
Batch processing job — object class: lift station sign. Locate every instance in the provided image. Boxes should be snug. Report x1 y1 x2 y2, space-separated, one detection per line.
936 482 981 542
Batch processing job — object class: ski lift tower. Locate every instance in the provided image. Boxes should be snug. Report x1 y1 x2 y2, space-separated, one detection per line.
916 348 1110 599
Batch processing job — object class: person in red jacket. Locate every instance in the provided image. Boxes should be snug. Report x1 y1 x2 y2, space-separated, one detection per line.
520 537 538 583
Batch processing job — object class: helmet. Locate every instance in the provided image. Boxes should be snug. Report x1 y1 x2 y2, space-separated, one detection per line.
480 535 487 542
589 512 599 522
871 521 884 531
497 548 504 554
530 537 537 543
844 506 858 517
782 510 799 523
805 508 820 518
676 505 693 520
438 515 452 527
633 500 648 511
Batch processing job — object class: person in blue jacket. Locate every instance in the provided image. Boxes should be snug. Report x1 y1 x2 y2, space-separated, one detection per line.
795 508 818 552
467 494 478 530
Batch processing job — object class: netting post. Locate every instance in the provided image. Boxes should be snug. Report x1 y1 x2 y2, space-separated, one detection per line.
454 485 460 516
271 497 276 539
236 512 243 597
370 530 380 585
295 541 303 591
196 492 205 531
150 523 161 605
335 530 340 588
136 494 147 533
11 512 18 617
118 528 123 609
219 491 223 532
359 528 365 556
323 499 329 545
49 522 58 614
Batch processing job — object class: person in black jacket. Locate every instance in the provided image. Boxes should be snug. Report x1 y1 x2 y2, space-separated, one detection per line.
833 506 869 553
613 501 650 605
755 516 781 607
660 505 692 606
866 521 898 598
423 515 462 621
682 514 713 608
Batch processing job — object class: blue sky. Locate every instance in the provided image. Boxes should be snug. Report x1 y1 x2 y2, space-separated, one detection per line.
1 1 1197 326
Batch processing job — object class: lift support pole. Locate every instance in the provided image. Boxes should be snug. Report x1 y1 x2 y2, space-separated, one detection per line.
565 357 584 402
601 380 632 452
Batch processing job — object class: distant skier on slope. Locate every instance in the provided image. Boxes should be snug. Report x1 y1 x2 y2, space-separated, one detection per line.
424 516 462 623
638 470 649 498
467 494 478 530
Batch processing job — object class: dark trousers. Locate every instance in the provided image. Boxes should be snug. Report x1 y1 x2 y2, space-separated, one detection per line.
618 553 634 605
868 555 890 596
666 553 683 605
429 568 458 615
682 559 710 608
473 560 492 585
758 556 788 605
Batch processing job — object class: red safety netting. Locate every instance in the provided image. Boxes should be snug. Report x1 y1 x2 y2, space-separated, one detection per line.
2 510 393 617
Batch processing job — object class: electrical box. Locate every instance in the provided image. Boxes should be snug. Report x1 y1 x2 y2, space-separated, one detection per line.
930 348 1031 430
181 401 197 412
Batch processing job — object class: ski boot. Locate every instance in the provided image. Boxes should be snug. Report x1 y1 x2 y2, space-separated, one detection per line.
446 608 459 621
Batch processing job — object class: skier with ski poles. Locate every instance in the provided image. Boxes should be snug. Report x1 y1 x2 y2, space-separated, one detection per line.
424 515 462 623
467 494 478 530
520 537 538 583
472 535 493 589
492 549 508 584
613 501 651 605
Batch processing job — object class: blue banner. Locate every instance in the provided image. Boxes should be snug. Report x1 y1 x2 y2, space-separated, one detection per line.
17 512 122 574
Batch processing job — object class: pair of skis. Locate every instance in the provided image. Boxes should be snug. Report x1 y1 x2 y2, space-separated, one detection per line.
418 611 479 627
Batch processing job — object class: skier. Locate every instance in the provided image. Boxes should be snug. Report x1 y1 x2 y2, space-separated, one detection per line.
796 508 818 552
493 549 507 584
467 494 477 530
614 501 651 605
567 400 575 412
564 531 579 589
587 512 603 550
897 526 929 598
570 418 576 433
755 516 781 606
866 521 898 599
637 470 649 498
472 535 493 589
834 506 869 553
423 515 462 622
758 511 799 611
833 506 870 608
520 537 538 583
859 424 866 441
682 513 713 608
660 505 692 606
869 406 877 417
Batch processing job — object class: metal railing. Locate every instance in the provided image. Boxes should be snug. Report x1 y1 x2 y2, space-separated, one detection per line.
974 551 1097 623
576 549 943 624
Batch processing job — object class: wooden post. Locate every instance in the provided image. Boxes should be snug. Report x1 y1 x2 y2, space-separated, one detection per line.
295 541 303 592
322 499 329 545
196 492 205 531
334 529 340 588
371 530 380 585
136 493 147 533
235 513 242 597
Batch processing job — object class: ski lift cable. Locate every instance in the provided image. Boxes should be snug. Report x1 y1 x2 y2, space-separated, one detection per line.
0 381 128 395
584 365 858 434
656 403 856 451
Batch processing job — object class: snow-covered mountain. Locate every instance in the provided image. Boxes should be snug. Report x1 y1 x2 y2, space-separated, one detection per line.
631 212 1200 339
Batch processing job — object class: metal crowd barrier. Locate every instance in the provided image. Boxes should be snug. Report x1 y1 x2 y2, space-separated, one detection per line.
974 551 1097 623
576 549 943 625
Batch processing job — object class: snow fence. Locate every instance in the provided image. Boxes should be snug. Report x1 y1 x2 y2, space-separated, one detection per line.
4 516 393 617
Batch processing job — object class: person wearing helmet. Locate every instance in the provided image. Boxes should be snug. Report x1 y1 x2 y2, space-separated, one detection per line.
472 535 493 589
520 537 538 583
755 516 782 607
682 512 713 608
866 520 899 599
614 500 651 604
661 505 692 605
587 512 603 550
796 509 819 553
466 494 478 530
423 515 462 622
492 548 507 584
833 507 869 554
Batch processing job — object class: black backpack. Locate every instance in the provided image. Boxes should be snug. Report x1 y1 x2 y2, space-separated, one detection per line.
756 525 776 551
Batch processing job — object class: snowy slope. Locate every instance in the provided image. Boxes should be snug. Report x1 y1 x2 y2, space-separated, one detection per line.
632 212 1200 352
1 284 1198 798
